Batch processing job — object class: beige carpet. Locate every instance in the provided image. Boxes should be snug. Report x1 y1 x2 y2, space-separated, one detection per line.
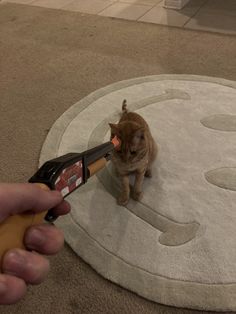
0 3 236 314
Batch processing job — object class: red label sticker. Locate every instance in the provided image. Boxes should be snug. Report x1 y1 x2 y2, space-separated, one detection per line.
55 161 83 197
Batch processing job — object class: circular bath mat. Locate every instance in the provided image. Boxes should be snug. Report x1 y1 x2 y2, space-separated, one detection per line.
40 75 236 311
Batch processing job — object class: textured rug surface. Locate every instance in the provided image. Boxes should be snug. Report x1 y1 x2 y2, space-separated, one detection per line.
40 74 236 312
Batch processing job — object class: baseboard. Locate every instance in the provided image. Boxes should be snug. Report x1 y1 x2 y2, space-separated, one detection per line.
164 0 190 9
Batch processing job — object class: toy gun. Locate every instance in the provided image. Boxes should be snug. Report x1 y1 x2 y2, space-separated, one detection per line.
0 137 120 262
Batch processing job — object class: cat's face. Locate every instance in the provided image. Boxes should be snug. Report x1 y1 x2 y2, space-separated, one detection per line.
109 122 147 163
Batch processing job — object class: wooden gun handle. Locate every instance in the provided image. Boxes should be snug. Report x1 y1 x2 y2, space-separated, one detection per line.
0 183 49 264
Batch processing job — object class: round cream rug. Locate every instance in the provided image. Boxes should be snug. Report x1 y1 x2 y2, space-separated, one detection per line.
40 75 236 312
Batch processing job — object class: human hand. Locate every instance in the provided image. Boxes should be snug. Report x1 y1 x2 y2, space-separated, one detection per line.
0 183 70 305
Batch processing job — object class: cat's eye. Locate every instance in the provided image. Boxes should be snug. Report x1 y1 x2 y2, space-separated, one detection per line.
135 134 144 140
130 151 136 155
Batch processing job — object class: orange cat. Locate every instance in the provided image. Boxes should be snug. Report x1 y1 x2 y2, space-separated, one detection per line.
109 100 157 205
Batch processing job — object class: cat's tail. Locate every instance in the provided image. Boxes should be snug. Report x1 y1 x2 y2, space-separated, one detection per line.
122 99 128 113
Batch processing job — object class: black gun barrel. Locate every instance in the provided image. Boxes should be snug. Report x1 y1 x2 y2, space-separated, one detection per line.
84 141 114 165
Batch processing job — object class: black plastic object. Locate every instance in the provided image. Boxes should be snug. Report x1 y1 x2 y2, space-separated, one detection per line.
29 141 115 222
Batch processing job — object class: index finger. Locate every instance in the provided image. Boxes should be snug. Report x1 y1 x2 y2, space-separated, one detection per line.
0 183 63 222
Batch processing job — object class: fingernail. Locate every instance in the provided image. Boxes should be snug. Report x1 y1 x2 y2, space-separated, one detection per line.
3 251 26 274
26 228 46 248
52 190 63 198
2 251 26 276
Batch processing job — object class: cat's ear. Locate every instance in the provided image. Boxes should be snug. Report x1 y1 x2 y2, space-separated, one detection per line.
109 123 120 136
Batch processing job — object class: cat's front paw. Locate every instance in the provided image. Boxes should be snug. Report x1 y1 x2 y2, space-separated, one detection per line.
117 194 129 206
132 190 143 201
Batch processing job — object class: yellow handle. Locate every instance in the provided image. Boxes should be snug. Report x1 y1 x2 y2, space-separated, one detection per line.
0 183 49 266
88 158 107 177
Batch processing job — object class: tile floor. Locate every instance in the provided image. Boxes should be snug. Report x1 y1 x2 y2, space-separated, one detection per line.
1 0 236 35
